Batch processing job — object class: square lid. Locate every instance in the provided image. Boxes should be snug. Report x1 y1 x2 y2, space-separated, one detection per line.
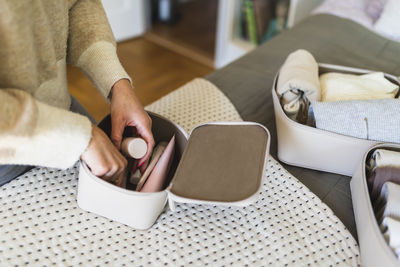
167 122 270 208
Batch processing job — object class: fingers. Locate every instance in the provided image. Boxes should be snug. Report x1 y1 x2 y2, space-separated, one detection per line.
101 151 127 184
139 161 148 174
133 113 154 166
110 81 155 170
81 125 128 188
110 115 125 150
129 158 139 174
84 155 127 187
139 130 155 168
110 169 127 188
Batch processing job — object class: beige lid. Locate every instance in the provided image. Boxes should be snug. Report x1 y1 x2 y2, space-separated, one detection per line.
168 122 270 206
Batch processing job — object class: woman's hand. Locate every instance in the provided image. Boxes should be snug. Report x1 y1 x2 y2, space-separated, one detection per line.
110 79 155 171
81 124 127 187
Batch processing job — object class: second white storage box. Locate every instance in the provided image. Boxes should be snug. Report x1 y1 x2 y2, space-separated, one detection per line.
351 144 400 267
272 63 400 176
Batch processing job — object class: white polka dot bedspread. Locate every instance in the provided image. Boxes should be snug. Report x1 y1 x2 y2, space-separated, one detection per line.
0 78 360 266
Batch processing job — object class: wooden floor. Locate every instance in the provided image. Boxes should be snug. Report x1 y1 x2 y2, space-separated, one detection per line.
67 37 214 122
148 0 217 67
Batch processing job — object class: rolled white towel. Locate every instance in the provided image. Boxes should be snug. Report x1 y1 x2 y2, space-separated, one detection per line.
376 182 400 224
320 72 399 102
369 149 400 170
277 49 321 110
382 217 400 259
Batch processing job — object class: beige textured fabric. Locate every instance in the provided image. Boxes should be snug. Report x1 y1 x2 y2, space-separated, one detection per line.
0 0 130 168
0 92 92 168
76 41 131 98
146 78 243 132
67 0 115 64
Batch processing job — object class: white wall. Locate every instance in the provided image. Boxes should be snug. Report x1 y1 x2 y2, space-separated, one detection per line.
215 0 256 68
287 0 323 28
102 0 148 41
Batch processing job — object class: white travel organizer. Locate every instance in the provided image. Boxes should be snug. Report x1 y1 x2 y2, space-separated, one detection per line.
272 63 400 176
351 144 400 267
77 112 270 230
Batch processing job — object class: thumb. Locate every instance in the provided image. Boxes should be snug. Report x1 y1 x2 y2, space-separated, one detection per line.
111 116 125 150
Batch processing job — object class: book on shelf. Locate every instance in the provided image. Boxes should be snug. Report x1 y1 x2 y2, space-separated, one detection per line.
253 0 273 43
239 0 289 45
244 0 258 44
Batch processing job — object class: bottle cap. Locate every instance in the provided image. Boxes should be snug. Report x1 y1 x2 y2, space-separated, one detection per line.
121 137 148 159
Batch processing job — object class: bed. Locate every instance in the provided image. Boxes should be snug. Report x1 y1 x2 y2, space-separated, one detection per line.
207 13 400 238
2 14 399 265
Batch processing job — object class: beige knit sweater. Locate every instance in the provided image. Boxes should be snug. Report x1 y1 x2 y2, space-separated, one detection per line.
0 0 131 169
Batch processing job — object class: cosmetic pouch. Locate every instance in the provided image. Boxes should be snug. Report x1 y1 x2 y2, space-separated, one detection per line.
350 144 400 267
77 112 270 229
272 63 400 176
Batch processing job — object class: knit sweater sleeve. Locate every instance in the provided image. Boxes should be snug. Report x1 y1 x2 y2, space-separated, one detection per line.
0 89 92 169
67 0 131 99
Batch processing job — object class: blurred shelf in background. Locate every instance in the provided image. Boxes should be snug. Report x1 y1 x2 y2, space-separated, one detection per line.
101 0 323 68
146 0 217 68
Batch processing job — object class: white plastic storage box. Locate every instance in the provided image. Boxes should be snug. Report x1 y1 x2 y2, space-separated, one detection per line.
77 112 270 230
272 63 400 176
350 144 400 267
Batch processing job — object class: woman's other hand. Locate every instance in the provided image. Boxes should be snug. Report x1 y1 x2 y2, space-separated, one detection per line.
110 79 155 171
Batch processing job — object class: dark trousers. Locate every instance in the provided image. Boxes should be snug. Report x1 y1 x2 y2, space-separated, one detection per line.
0 96 96 186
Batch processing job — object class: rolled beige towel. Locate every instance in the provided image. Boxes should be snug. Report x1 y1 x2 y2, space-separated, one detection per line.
320 72 399 102
277 49 321 110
